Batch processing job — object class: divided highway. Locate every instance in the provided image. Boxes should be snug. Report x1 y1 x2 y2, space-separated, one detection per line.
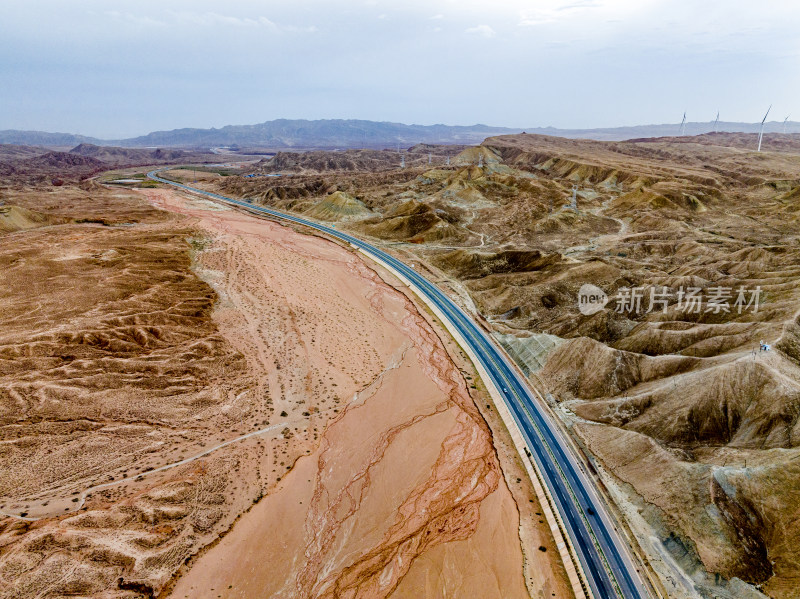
147 169 652 599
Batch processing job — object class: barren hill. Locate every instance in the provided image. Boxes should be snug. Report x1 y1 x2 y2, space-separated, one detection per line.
302 190 374 221
188 131 800 598
0 144 49 161
68 143 193 165
0 145 220 184
627 131 800 152
258 146 466 174
259 149 406 173
0 151 108 182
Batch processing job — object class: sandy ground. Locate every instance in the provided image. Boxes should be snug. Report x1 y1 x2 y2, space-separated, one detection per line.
139 189 568 598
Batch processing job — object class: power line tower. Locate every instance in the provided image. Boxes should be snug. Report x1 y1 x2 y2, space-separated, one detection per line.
478 153 483 168
446 156 450 166
679 112 687 136
428 152 432 165
713 111 719 132
400 153 405 169
784 115 790 134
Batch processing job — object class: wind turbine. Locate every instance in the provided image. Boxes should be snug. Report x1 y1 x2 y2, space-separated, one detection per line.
784 115 790 134
713 111 719 132
679 112 687 136
757 105 772 152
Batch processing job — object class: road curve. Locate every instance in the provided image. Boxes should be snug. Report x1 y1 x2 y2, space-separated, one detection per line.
147 169 652 599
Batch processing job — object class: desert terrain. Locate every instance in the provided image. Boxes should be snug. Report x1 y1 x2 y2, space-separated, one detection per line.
0 162 570 597
0 144 222 186
182 131 800 599
5 129 800 598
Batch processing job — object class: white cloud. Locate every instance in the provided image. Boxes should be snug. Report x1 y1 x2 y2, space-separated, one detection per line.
283 24 318 33
170 12 271 28
429 14 444 20
518 0 626 26
465 24 496 38
162 11 318 34
104 11 166 28
258 16 279 29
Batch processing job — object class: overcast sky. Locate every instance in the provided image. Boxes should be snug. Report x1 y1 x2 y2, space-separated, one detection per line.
1 0 798 138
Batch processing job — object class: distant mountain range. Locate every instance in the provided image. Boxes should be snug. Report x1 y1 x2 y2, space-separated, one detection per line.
0 120 524 149
525 121 800 141
0 130 101 147
117 120 526 148
1 118 799 148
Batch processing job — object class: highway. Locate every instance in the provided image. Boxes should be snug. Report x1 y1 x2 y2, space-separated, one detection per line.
147 169 652 599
